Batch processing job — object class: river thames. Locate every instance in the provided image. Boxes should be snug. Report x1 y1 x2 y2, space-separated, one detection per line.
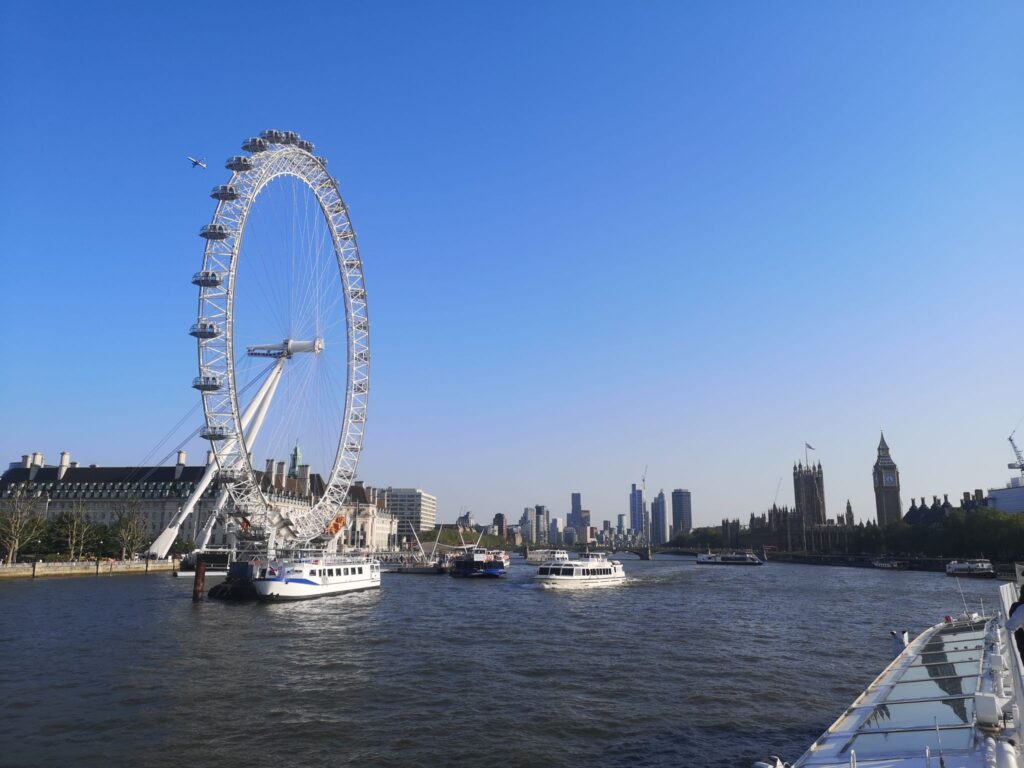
0 557 1002 767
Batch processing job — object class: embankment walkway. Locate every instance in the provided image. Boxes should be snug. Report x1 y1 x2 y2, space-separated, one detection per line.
0 558 177 579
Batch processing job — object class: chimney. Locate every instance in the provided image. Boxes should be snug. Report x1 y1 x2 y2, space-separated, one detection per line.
57 451 70 480
20 454 30 468
274 461 286 489
175 450 187 480
70 461 79 468
32 452 44 467
975 489 984 503
298 464 310 495
265 459 275 484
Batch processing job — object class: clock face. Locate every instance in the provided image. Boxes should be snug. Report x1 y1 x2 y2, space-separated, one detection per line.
884 473 896 486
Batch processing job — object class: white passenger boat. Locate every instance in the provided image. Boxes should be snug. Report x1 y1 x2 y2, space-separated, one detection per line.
253 555 381 600
533 552 625 589
696 551 763 566
946 558 996 578
872 556 908 570
525 548 570 564
755 583 1024 768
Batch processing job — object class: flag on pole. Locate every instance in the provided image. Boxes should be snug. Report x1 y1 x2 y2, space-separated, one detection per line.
805 442 815 450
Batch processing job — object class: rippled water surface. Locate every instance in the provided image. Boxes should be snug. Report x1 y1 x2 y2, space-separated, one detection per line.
0 558 1002 767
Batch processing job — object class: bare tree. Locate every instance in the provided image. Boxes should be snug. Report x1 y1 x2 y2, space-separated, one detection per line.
113 495 148 560
56 499 95 561
0 486 46 565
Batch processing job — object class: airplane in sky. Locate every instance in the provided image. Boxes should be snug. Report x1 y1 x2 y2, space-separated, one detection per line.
187 156 207 169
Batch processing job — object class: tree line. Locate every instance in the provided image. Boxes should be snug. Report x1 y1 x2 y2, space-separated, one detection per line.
0 488 189 564
668 508 1024 561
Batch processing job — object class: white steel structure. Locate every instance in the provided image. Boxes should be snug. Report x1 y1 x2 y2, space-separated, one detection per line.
151 130 369 557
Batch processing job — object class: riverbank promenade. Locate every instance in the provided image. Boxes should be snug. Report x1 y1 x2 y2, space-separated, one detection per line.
0 558 177 579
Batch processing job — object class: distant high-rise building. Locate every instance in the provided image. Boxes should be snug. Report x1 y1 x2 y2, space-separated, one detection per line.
629 483 644 532
493 513 507 538
616 513 626 534
534 504 550 544
385 487 437 535
671 489 692 537
872 432 902 527
549 518 564 545
570 492 582 528
793 461 826 528
520 506 536 544
651 490 668 544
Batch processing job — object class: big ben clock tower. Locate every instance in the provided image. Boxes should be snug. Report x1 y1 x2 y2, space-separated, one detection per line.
873 431 902 527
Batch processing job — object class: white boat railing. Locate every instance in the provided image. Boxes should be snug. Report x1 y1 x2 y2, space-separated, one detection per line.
998 580 1024 739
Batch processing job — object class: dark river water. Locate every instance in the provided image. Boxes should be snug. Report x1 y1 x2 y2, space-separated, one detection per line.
0 557 1003 768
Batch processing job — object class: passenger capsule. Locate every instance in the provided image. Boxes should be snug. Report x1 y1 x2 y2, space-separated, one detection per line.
192 375 224 392
296 139 314 153
210 185 238 201
225 156 253 171
200 425 233 441
199 224 231 240
260 129 285 143
242 136 268 153
189 321 222 339
191 270 225 287
280 131 299 145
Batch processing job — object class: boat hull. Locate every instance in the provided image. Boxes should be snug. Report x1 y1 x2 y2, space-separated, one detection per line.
449 567 506 578
253 575 380 601
534 575 626 589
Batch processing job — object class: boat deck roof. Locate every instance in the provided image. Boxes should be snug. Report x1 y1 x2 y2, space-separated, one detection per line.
793 616 1003 767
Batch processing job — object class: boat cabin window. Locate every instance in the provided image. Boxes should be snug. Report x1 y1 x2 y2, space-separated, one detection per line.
343 567 349 575
358 567 364 574
539 566 550 575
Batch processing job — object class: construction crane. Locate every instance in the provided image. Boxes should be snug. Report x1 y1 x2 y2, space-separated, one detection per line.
1009 432 1024 477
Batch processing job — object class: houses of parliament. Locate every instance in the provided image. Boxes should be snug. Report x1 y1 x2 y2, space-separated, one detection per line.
722 432 905 552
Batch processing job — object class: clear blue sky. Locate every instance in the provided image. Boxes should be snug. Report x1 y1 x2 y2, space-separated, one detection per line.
1 1 1022 529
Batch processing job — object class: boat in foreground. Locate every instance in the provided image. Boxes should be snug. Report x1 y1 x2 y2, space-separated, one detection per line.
946 558 996 578
696 551 764 566
756 582 1024 768
533 552 625 589
253 555 381 600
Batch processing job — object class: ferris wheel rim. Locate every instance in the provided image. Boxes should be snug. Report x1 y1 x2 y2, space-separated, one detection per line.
191 131 369 542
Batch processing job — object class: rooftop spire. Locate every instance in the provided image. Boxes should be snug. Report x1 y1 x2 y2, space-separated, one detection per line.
878 429 889 453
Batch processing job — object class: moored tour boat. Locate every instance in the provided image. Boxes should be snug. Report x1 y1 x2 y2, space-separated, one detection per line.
946 558 996 578
252 554 381 600
696 551 763 566
533 552 625 589
872 556 908 570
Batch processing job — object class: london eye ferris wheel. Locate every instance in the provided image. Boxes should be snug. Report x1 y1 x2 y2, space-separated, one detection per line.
188 130 369 547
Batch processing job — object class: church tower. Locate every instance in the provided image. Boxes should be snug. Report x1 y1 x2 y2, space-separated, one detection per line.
872 431 902 527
